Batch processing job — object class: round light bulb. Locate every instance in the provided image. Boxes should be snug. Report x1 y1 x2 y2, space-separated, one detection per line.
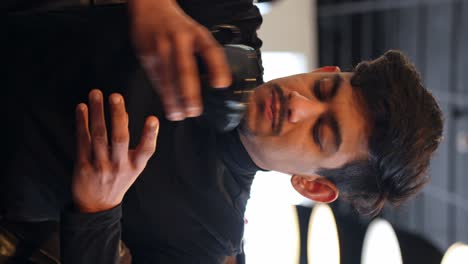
441 242 468 264
361 218 403 264
307 203 340 264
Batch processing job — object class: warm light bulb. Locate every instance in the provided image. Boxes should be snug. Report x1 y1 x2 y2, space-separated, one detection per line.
361 218 403 264
243 172 301 264
441 242 468 264
307 203 340 264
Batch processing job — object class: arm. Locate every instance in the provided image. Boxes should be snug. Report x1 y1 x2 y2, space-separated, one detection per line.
129 0 232 121
60 206 123 264
60 89 159 264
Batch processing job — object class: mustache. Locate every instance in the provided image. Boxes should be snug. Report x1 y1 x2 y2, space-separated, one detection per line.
272 83 287 135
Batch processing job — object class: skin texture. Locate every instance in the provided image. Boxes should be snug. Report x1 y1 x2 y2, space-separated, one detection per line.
71 68 368 211
238 68 371 202
73 89 159 213
129 0 232 121
122 1 365 205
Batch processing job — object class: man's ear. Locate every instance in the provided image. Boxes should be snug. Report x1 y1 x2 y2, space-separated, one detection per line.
311 66 341 73
290 174 339 203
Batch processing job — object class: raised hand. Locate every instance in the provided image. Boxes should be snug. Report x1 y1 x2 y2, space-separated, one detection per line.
129 0 232 121
72 89 159 213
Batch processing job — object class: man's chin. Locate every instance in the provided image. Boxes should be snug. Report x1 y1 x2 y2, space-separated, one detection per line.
238 120 276 139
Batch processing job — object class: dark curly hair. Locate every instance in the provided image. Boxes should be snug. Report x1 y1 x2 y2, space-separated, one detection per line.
318 50 444 216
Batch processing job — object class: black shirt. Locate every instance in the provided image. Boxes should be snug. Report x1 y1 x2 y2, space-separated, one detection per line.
2 2 263 263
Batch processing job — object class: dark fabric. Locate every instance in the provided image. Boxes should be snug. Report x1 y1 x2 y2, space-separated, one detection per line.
61 206 122 264
2 0 263 52
2 2 263 263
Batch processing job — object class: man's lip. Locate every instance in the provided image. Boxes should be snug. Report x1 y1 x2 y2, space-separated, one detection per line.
264 91 273 123
271 83 286 135
271 88 277 130
262 84 284 132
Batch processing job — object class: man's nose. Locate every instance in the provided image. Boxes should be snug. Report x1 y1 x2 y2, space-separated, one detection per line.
287 91 326 123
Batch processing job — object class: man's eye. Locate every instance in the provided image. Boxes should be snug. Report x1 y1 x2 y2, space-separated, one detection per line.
312 117 323 150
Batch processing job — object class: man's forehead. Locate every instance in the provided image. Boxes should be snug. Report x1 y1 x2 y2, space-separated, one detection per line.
272 71 354 82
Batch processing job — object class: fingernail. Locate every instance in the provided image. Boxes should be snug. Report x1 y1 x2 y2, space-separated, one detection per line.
186 106 202 117
111 95 121 104
76 103 86 111
92 91 101 101
167 112 184 121
149 119 158 128
212 77 231 88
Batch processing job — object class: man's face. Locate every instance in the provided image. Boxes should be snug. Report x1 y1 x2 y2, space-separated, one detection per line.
239 71 370 175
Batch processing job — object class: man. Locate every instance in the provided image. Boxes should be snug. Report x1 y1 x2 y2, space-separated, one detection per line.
2 1 262 262
1 1 443 264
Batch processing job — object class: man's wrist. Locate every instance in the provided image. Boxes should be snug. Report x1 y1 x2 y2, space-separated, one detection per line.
128 0 176 11
62 204 123 230
73 198 122 214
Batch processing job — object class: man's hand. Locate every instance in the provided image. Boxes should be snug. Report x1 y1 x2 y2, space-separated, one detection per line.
72 89 159 213
129 0 232 121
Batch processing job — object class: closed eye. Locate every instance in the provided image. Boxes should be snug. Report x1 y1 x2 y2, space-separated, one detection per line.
312 116 324 151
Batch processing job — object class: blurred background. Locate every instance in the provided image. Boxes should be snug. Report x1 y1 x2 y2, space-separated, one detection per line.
243 0 468 263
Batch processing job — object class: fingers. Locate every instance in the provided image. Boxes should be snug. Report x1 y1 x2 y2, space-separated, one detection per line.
133 116 159 170
83 90 157 171
142 38 186 121
173 33 202 118
109 93 130 164
195 29 232 88
140 55 182 120
139 28 231 122
75 103 91 164
88 89 109 163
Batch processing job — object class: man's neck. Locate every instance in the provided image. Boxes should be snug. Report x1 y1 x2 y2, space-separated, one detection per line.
236 128 269 171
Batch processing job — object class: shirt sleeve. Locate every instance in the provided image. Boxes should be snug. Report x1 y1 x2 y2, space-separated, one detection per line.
60 205 123 264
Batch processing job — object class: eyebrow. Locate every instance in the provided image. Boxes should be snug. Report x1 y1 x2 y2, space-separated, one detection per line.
329 74 343 99
313 74 344 101
314 74 344 153
328 75 343 152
